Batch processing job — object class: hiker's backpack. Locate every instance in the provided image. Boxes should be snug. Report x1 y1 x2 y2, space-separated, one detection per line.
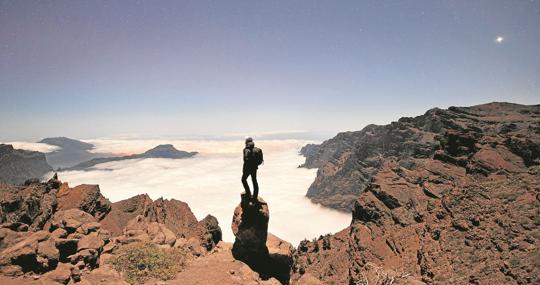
252 147 264 165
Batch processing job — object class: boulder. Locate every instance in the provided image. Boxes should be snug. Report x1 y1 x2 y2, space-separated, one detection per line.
232 194 270 263
0 230 50 273
43 262 72 284
37 239 60 270
49 209 96 233
118 215 176 247
99 194 155 237
192 214 222 251
266 233 294 280
77 232 105 251
56 183 111 220
231 194 292 284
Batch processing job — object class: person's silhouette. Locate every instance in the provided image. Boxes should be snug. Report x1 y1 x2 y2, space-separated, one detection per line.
241 137 261 200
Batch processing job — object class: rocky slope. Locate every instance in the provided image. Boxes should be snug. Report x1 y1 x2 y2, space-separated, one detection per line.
0 144 53 185
64 144 197 171
0 177 228 283
292 102 539 284
0 179 291 284
301 102 539 211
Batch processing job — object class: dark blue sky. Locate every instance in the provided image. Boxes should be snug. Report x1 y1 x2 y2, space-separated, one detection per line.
1 1 539 140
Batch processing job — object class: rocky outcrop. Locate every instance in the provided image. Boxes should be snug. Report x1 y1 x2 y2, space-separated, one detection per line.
65 144 197 171
232 194 294 284
56 183 111 221
298 144 320 167
116 214 177 247
1 179 280 284
0 208 110 282
232 194 270 263
0 144 53 185
100 194 222 252
0 178 222 283
98 194 153 237
0 180 59 231
292 102 540 284
301 102 540 211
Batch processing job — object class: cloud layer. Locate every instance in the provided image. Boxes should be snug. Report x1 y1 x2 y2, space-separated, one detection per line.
59 139 350 245
2 142 60 153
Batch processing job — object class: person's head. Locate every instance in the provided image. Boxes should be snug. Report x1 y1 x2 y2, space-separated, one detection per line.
245 137 253 146
247 141 255 149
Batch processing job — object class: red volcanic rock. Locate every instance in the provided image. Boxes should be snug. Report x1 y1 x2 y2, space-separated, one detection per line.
0 180 237 284
194 214 223 251
99 194 153 237
232 194 270 262
0 181 59 231
100 194 223 251
301 102 540 211
231 194 293 284
56 183 111 221
118 214 177 247
293 103 540 284
147 197 200 238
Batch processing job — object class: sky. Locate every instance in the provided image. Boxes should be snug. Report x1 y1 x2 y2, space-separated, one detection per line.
1 0 539 141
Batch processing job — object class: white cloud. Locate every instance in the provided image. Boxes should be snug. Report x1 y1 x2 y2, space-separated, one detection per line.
58 139 350 245
84 138 316 155
2 142 60 153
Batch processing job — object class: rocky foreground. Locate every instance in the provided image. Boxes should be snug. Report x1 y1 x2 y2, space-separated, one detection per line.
0 177 292 284
293 102 539 284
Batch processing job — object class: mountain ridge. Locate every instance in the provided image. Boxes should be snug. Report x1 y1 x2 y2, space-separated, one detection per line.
291 102 539 284
63 144 197 171
0 144 53 185
300 102 540 211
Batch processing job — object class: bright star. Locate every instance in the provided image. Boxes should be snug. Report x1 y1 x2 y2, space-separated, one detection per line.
496 36 504 43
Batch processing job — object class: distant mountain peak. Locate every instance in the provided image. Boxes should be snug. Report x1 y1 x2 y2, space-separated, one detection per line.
38 137 94 151
64 144 197 171
142 144 196 158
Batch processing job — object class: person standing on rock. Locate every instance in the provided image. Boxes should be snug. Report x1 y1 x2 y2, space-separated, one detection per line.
241 137 264 201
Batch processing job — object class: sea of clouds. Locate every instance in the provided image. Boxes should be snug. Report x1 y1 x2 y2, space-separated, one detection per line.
55 139 351 245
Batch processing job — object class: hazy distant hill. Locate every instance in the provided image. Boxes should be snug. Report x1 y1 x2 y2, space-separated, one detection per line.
64 144 197 171
39 137 94 151
38 137 106 169
0 144 52 184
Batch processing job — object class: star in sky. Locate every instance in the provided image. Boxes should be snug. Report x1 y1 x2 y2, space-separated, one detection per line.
496 36 504 44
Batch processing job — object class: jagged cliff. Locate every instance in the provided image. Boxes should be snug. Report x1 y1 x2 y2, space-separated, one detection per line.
0 144 53 185
301 102 539 211
292 102 540 284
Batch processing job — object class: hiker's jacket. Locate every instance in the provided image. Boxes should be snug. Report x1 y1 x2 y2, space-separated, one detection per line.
243 142 258 171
